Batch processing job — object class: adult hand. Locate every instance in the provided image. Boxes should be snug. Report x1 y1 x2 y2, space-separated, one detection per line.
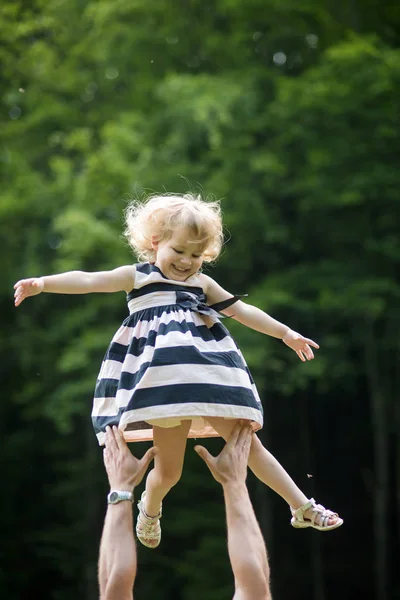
194 422 252 485
14 278 44 306
103 426 157 491
282 329 319 362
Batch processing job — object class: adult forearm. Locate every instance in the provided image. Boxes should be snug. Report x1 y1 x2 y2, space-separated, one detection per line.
223 483 270 592
99 503 136 600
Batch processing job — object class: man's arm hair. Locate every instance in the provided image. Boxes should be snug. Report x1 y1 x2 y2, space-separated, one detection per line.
99 502 136 600
195 424 272 600
99 427 157 600
223 482 271 600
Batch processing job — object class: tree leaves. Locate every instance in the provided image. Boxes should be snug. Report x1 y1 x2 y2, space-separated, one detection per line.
2 1 400 599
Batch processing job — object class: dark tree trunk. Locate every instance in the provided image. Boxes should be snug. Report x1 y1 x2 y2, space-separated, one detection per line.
365 320 389 600
299 394 326 600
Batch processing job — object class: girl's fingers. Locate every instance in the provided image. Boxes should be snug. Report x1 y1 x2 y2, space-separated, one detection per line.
14 280 35 290
14 280 27 289
14 279 27 289
304 344 314 359
304 337 319 349
14 280 42 305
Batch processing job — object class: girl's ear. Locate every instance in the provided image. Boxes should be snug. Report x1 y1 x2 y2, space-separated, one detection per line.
151 236 159 250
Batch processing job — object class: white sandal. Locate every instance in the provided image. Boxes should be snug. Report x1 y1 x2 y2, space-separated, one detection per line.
136 491 162 548
290 498 343 531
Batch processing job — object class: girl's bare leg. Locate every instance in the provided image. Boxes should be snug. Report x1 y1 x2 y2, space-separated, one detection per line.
143 419 192 517
206 418 340 527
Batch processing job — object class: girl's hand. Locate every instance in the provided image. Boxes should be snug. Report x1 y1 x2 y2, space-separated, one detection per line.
282 329 319 362
14 278 44 306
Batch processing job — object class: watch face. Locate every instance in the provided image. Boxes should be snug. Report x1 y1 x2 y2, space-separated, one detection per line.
108 490 132 504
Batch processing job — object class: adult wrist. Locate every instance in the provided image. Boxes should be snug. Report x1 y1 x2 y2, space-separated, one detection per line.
222 481 248 494
107 489 134 505
108 479 135 492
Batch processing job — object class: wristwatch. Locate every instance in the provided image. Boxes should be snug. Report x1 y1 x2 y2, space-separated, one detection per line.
107 490 134 504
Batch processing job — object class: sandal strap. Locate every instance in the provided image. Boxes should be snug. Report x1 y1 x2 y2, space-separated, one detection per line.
292 498 339 526
292 498 315 522
140 506 162 520
138 491 162 519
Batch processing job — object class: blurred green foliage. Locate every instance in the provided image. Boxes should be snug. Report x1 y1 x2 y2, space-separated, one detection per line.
1 1 399 599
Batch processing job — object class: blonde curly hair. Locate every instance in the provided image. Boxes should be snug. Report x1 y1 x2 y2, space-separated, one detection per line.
124 193 224 262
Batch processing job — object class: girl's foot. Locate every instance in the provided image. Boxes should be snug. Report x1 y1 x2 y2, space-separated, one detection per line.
136 491 162 548
290 498 343 531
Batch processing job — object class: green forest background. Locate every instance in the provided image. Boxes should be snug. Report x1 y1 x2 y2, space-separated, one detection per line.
1 1 399 599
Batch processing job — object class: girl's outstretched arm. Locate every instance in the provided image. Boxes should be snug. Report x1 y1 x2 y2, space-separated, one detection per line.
14 265 136 306
201 273 319 362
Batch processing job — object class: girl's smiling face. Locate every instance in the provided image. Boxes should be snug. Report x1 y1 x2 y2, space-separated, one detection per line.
152 227 205 281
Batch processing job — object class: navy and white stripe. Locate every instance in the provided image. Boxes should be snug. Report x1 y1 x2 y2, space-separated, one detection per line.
92 263 263 444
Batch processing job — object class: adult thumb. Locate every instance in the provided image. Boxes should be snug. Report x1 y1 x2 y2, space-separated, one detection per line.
194 445 212 464
142 446 158 466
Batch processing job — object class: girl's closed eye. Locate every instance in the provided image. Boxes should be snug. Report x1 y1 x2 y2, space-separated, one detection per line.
173 249 183 254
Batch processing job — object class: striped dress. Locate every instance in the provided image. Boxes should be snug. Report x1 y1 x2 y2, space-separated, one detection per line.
92 262 263 445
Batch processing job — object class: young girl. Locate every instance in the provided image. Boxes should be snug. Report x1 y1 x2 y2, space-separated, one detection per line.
14 193 343 549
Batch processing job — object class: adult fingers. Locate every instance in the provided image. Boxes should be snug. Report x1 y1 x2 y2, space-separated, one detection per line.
105 426 118 454
103 447 110 468
132 447 158 485
226 421 243 450
237 425 253 461
236 422 252 448
140 446 158 469
194 445 215 467
112 425 127 451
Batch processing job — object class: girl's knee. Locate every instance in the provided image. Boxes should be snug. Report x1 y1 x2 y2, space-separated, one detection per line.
159 471 182 490
154 465 183 490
